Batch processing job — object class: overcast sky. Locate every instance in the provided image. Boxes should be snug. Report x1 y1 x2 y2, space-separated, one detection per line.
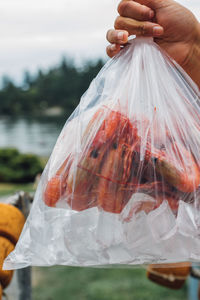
0 0 199 82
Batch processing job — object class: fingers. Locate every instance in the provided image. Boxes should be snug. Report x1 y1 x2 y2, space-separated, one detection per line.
106 44 121 58
106 29 129 45
106 0 165 57
106 29 129 58
118 0 154 21
114 16 164 37
106 16 164 58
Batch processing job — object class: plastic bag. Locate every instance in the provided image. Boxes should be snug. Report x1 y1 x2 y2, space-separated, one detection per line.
4 37 200 270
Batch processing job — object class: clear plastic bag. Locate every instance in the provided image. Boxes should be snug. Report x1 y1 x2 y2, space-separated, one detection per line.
4 37 200 270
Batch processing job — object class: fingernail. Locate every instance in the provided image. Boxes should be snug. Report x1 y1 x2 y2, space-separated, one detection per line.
153 26 163 36
117 32 124 41
149 10 154 19
111 44 117 51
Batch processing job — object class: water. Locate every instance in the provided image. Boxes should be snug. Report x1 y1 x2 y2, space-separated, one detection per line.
0 116 66 157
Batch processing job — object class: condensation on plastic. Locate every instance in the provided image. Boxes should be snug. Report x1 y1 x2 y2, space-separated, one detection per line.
4 37 200 270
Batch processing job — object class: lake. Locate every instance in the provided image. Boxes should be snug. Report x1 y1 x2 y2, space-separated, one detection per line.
0 116 67 157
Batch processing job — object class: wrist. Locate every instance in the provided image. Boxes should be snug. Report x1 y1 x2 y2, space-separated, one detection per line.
183 22 200 89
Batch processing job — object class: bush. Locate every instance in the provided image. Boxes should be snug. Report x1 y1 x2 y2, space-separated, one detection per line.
0 148 43 183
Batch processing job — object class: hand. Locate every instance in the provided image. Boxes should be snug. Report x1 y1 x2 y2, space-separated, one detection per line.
106 0 200 87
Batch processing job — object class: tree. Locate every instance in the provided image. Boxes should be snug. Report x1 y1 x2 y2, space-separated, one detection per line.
0 57 105 116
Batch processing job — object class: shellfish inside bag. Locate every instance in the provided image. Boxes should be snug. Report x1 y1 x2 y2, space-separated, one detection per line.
4 37 200 270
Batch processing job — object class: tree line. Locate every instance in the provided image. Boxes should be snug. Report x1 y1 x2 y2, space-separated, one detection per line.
0 58 104 116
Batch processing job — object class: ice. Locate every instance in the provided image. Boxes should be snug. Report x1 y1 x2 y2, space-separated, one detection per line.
68 207 99 229
175 201 200 262
55 197 71 209
30 207 72 245
29 207 73 265
147 200 176 241
64 207 101 264
121 193 156 222
96 211 123 248
119 194 162 260
189 237 200 261
177 200 199 238
106 244 132 264
122 211 151 249
160 231 191 262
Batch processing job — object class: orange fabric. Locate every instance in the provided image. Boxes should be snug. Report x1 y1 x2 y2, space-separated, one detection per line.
0 236 14 288
0 203 25 245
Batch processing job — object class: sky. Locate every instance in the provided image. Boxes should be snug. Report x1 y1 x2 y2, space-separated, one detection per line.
0 0 199 82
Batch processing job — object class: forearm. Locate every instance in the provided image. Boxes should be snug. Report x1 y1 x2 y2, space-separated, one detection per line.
184 23 200 89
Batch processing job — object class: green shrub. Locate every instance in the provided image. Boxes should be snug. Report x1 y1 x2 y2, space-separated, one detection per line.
0 148 43 183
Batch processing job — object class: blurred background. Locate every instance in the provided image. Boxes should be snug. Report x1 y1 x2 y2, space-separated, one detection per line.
0 0 199 299
0 0 199 157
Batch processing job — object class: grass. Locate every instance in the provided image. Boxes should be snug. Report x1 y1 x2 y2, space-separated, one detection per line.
33 266 188 300
0 182 35 197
